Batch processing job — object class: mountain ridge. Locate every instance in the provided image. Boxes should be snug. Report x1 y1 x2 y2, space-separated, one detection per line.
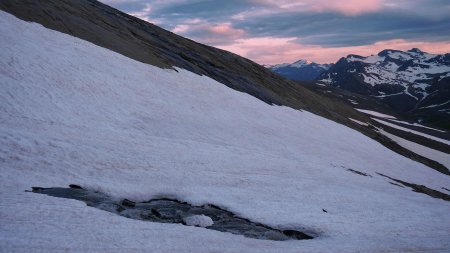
269 60 332 81
268 48 450 129
318 48 449 98
317 48 450 128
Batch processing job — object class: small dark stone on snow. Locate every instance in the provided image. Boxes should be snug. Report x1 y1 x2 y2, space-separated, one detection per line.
283 230 313 240
31 187 45 192
121 199 136 207
151 208 161 217
389 182 404 188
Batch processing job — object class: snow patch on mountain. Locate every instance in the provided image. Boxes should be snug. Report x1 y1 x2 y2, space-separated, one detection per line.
378 129 450 168
290 59 312 68
372 119 450 146
319 49 450 96
355 109 397 119
347 54 385 64
347 51 450 90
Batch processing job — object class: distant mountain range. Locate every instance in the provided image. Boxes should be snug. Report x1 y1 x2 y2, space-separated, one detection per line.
269 49 450 128
268 60 332 81
317 48 450 112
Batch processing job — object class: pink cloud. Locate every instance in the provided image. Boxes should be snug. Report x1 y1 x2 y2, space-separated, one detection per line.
200 23 246 45
122 0 449 65
254 0 384 16
171 22 246 45
208 23 241 35
306 0 383 16
217 37 450 64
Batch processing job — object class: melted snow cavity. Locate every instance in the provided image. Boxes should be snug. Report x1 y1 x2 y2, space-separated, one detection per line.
30 186 314 241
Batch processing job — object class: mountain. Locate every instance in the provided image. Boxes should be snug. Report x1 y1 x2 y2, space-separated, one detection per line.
0 0 363 126
2 0 445 172
269 60 332 81
1 1 450 252
5 0 441 172
316 49 450 127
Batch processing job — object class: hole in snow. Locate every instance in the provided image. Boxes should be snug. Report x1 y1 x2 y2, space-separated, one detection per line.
29 186 314 241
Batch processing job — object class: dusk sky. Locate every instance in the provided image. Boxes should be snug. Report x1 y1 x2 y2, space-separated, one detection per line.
101 0 450 64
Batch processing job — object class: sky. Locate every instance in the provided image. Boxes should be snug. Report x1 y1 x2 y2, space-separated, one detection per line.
100 0 450 64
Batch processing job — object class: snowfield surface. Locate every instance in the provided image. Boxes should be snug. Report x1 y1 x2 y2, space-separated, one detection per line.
372 118 450 146
355 109 397 119
1 11 450 253
388 119 447 133
378 130 450 169
348 118 369 127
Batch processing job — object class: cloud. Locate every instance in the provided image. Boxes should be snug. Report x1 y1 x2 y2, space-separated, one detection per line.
100 0 450 63
305 0 383 15
218 38 450 64
255 0 384 16
101 0 141 3
233 10 450 47
172 21 246 45
127 3 152 23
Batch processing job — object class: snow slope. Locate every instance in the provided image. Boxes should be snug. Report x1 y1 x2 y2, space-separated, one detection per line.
372 118 450 146
1 11 450 253
387 119 446 133
355 109 397 119
378 129 450 169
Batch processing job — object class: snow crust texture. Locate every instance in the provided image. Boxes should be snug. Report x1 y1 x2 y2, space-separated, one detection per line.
183 215 214 227
1 11 450 253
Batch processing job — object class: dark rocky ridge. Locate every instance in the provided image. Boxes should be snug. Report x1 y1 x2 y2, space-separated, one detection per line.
377 173 450 202
0 0 374 124
1 0 448 175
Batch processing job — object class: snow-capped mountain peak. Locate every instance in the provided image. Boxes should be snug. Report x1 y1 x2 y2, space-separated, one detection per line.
317 48 450 116
290 59 313 68
269 59 332 81
408 47 424 54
